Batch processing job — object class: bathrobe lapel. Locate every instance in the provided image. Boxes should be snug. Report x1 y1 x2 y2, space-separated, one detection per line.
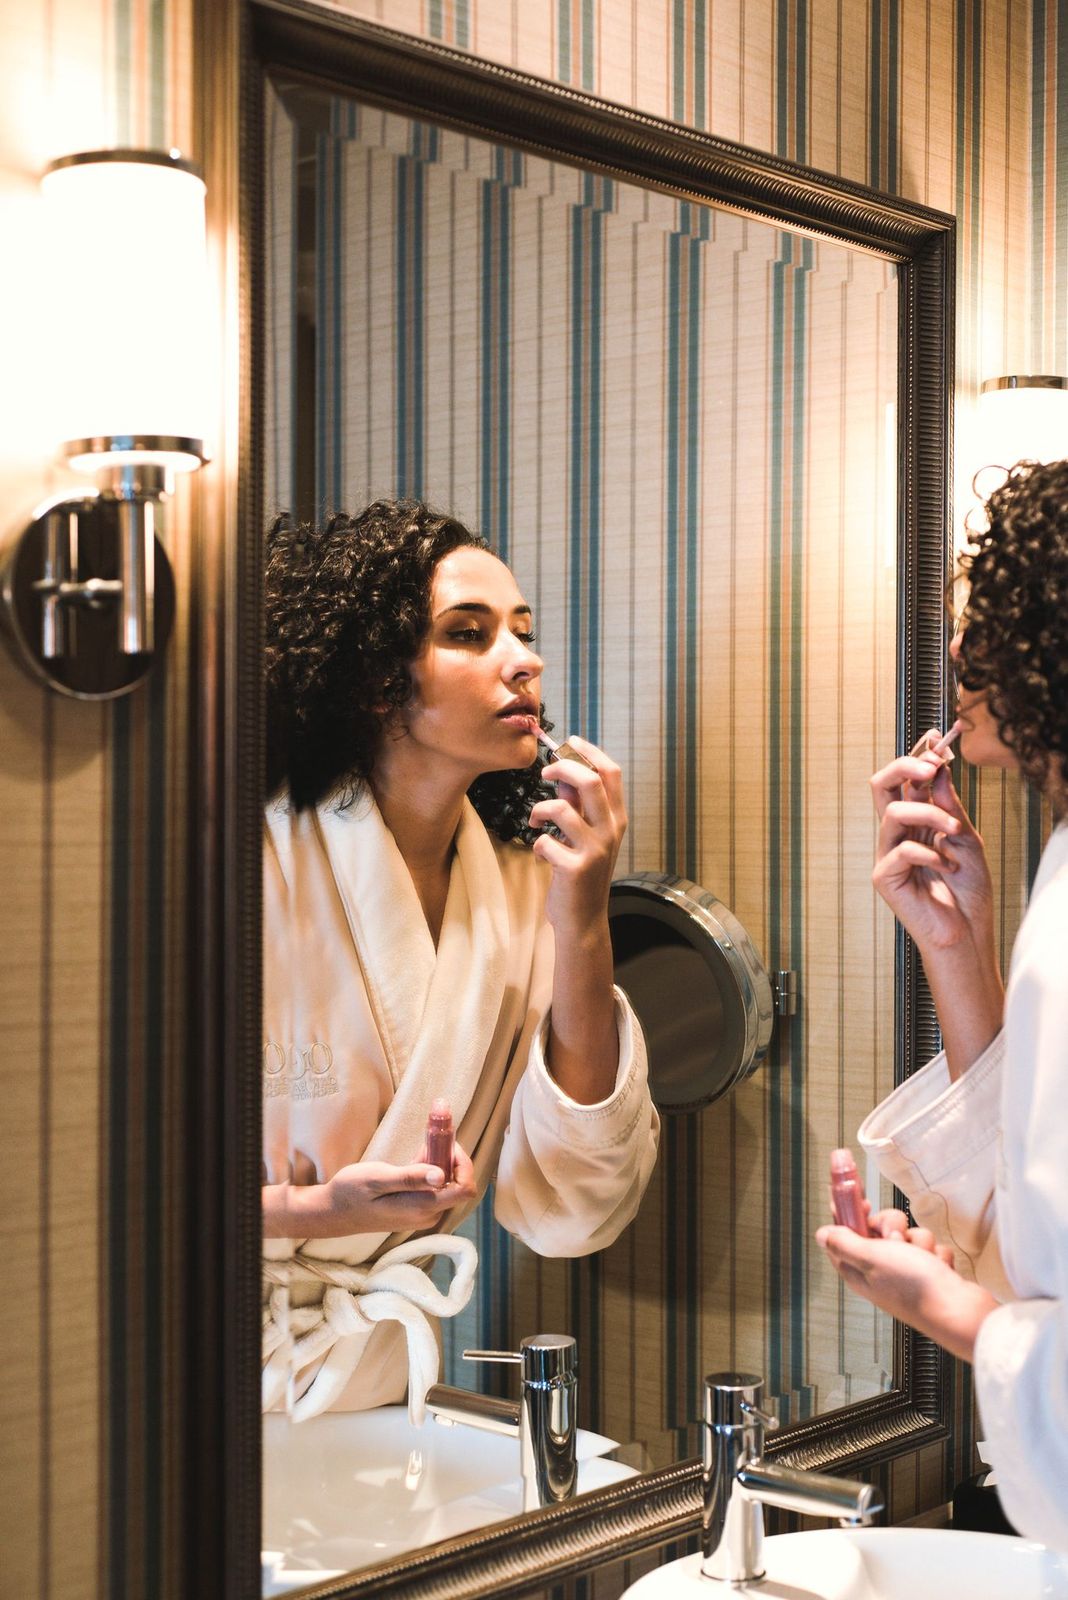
314 795 510 1163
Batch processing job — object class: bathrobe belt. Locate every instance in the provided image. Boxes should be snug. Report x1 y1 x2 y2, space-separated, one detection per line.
261 1233 478 1425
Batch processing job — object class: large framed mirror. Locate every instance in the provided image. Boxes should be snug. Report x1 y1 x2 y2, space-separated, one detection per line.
188 3 954 1596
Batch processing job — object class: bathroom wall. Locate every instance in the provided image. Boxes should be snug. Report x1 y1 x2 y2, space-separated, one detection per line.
0 2 1057 1597
0 2 196 1597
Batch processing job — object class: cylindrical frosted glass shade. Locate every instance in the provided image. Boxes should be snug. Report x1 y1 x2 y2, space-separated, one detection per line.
976 378 1068 473
42 151 210 465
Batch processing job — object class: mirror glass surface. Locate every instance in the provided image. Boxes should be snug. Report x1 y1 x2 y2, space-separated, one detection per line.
261 72 900 1591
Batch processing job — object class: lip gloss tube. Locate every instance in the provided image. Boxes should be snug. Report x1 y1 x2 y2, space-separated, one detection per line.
829 1148 872 1235
535 726 597 771
425 1099 455 1180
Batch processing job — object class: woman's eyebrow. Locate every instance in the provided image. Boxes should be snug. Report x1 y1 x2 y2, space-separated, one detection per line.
434 601 533 618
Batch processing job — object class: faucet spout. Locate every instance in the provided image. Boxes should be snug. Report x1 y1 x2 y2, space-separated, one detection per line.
701 1372 884 1584
427 1334 579 1511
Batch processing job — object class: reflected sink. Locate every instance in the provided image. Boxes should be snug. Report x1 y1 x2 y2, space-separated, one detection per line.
262 1406 636 1594
621 1529 1068 1599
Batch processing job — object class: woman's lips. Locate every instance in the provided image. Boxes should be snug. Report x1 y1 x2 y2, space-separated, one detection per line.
497 710 538 731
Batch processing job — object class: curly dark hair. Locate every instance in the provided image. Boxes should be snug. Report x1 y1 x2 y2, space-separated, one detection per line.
264 498 552 840
957 458 1068 794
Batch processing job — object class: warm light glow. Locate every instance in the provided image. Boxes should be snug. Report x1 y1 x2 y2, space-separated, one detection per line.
41 153 211 463
976 377 1068 474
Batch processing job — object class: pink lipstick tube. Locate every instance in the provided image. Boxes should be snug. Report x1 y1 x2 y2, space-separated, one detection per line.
425 1098 455 1179
829 1148 871 1235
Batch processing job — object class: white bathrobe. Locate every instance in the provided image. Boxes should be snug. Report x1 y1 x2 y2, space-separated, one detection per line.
263 790 659 1417
858 821 1068 1552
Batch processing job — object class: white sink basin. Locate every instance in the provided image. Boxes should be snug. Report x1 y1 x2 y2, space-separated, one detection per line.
620 1528 1068 1599
262 1406 635 1594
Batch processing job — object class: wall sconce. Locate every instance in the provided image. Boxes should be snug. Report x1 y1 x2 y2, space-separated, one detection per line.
0 148 210 699
973 375 1068 501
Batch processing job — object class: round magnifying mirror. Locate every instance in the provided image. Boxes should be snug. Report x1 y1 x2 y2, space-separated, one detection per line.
608 873 775 1113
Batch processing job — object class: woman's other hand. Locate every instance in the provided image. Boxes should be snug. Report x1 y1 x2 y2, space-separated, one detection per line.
264 1144 478 1237
529 736 627 934
816 1221 997 1362
870 750 993 953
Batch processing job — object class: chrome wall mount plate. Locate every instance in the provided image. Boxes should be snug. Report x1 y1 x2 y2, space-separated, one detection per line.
0 491 175 700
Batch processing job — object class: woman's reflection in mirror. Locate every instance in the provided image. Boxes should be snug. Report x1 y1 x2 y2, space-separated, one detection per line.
261 499 659 1421
818 458 1068 1551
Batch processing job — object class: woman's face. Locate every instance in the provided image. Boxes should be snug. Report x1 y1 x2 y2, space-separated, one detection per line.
395 546 544 779
951 623 1019 770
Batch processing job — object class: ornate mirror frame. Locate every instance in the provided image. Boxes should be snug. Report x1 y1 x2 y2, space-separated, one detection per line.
184 2 955 1595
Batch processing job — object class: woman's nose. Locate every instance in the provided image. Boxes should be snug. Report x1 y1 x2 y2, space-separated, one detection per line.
505 638 543 680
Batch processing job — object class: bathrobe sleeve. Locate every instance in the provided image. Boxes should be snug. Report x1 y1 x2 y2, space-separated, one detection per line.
858 826 1068 1552
493 986 660 1257
968 866 1068 1554
856 1033 1011 1299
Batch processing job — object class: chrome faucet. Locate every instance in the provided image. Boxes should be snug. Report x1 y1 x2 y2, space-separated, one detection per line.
425 1333 578 1511
701 1372 883 1584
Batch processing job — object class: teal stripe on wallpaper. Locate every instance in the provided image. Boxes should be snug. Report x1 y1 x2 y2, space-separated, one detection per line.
149 0 166 147
956 0 983 332
315 134 327 512
869 0 901 190
685 230 700 878
331 137 343 509
775 0 808 163
664 232 681 867
766 242 791 1405
115 0 131 144
1055 1 1068 363
1032 0 1046 364
582 0 595 92
567 174 612 738
557 0 571 83
788 243 810 1403
587 178 604 745
672 0 708 129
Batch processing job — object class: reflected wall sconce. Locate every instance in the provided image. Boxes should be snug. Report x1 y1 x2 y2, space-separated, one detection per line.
972 375 1068 504
0 148 210 699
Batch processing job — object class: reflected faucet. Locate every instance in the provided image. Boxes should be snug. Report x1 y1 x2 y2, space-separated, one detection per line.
701 1372 883 1584
425 1333 578 1511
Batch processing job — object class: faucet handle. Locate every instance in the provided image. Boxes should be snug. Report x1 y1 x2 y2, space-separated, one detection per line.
740 1400 779 1433
465 1335 578 1386
704 1372 775 1430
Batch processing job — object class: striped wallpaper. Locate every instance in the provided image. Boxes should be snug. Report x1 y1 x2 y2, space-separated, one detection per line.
0 2 1061 1597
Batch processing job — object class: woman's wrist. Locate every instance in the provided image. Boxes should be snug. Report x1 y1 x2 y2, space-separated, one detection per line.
921 940 1005 1081
262 1178 331 1238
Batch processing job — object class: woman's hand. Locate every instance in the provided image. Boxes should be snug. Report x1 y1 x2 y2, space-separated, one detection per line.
529 736 627 935
870 746 1004 1078
264 1144 477 1238
529 736 626 1104
816 1221 998 1362
870 749 994 954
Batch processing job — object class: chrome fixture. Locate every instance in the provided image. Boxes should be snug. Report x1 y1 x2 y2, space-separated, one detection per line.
426 1333 578 1511
701 1373 882 1584
773 969 799 1017
1 149 210 697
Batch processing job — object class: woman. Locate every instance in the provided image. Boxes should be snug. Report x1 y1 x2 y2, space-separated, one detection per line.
817 458 1068 1549
261 499 659 1420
